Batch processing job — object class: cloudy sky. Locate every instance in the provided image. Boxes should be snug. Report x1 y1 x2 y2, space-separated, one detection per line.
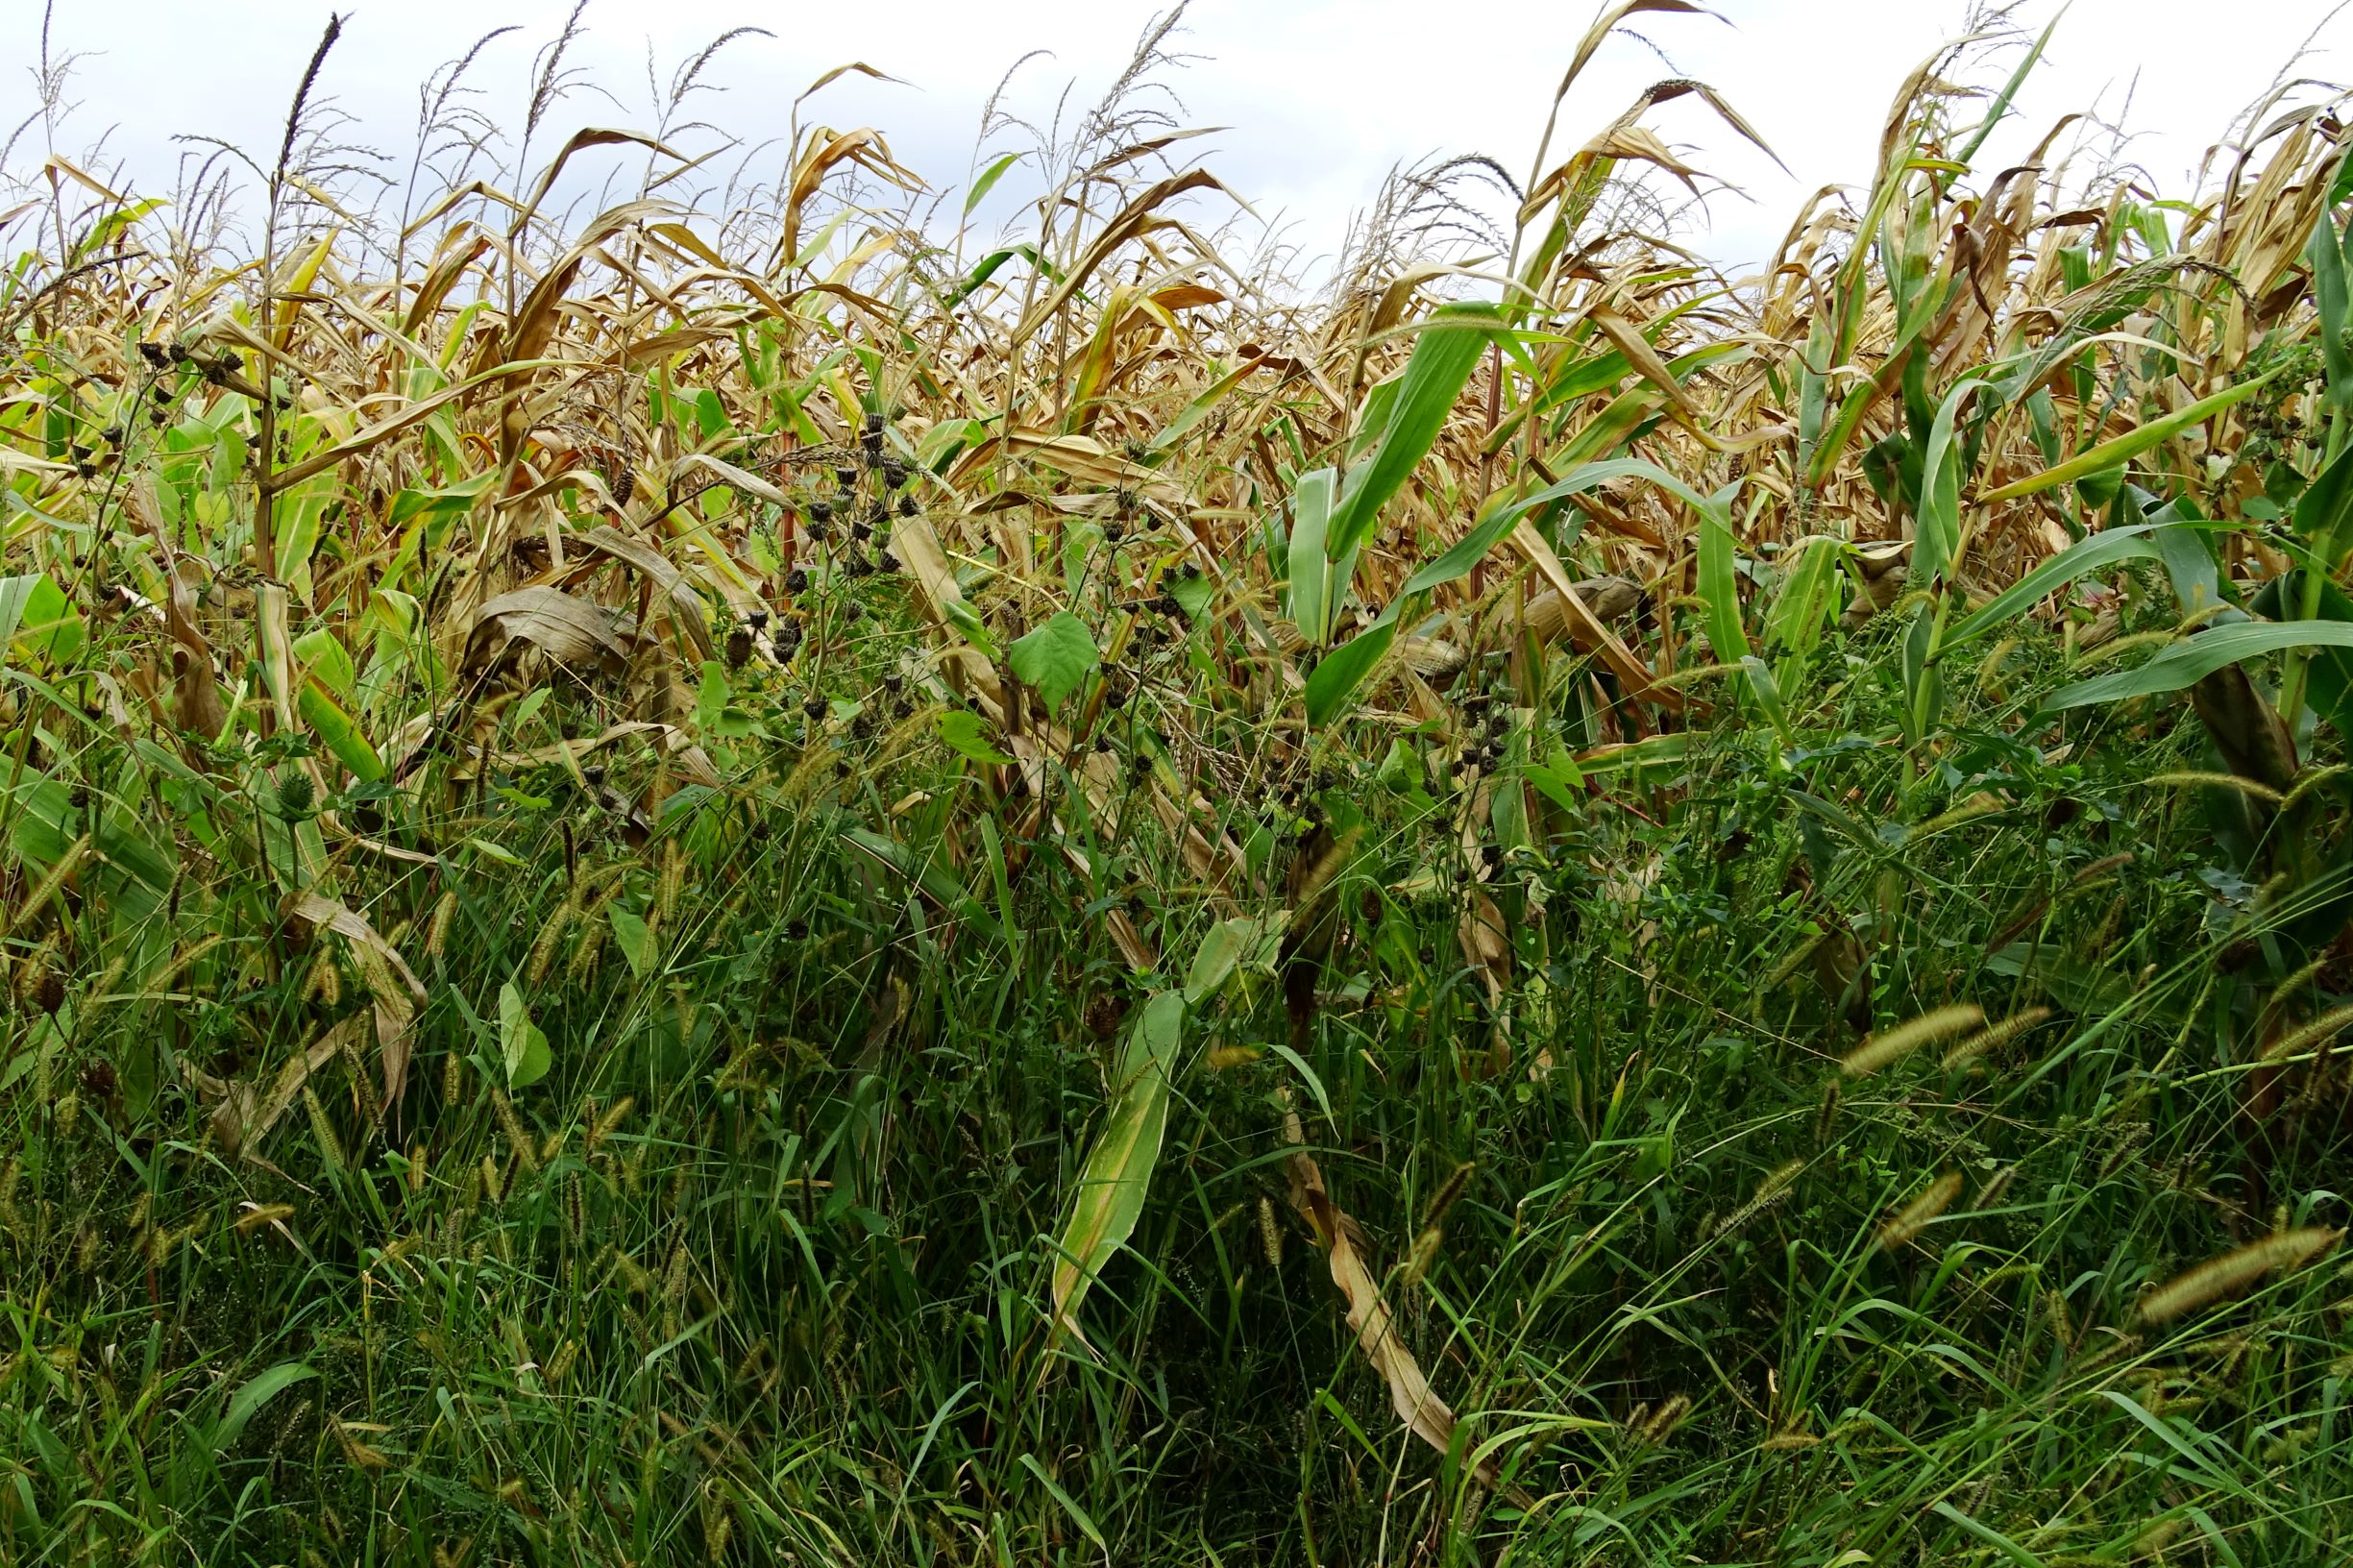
6 0 2344 278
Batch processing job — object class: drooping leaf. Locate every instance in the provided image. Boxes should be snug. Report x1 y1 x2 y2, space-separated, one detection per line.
1942 519 2185 652
1048 991 1184 1348
1303 613 1399 727
499 981 551 1090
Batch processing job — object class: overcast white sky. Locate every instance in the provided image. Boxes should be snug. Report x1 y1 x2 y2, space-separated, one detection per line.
6 0 2346 277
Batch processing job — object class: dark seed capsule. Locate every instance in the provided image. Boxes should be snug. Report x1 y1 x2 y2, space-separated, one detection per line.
881 457 907 489
803 698 827 721
844 602 865 623
612 471 635 507
772 632 799 664
834 467 858 491
864 410 884 435
897 493 918 518
747 609 770 630
891 698 913 720
786 919 809 941
882 673 904 694
724 627 753 670
36 969 66 1017
809 501 832 522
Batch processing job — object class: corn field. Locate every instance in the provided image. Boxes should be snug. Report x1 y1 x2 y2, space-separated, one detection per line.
3 2 2352 1563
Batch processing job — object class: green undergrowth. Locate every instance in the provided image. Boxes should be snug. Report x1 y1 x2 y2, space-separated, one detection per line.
5 609 2350 1567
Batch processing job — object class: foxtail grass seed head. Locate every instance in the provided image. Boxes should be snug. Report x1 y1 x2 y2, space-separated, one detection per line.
1420 1161 1475 1230
2260 1002 2353 1063
526 902 571 989
1842 1004 1983 1077
493 1090 540 1177
1814 1081 1840 1147
1405 1224 1442 1286
1941 1006 2053 1071
1258 1195 1283 1268
1877 1171 1964 1251
426 891 458 964
658 843 683 924
1717 1160 1804 1237
2137 1229 2341 1324
305 1086 345 1177
1636 1394 1691 1446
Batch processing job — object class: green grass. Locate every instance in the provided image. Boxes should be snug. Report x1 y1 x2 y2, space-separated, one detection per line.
6 606 2350 1566
4 3 2352 1561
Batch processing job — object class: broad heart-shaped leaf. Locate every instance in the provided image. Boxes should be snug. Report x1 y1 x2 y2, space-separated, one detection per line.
499 981 551 1090
1048 991 1185 1348
2045 622 2353 711
937 709 1013 766
1007 610 1100 710
1324 303 1503 560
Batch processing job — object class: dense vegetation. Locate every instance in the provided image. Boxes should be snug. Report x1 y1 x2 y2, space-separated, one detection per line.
4 3 2352 1562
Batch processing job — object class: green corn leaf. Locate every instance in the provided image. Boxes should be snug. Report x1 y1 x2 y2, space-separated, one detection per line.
295 681 385 784
1978 369 2283 503
1324 303 1501 560
1287 467 1335 645
1698 502 1750 663
1400 456 1686 597
2044 622 2353 711
1941 519 2187 652
1303 612 1399 727
1763 535 1844 657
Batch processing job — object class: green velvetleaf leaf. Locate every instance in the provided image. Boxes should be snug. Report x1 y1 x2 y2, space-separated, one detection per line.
1006 610 1099 711
937 709 1013 766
